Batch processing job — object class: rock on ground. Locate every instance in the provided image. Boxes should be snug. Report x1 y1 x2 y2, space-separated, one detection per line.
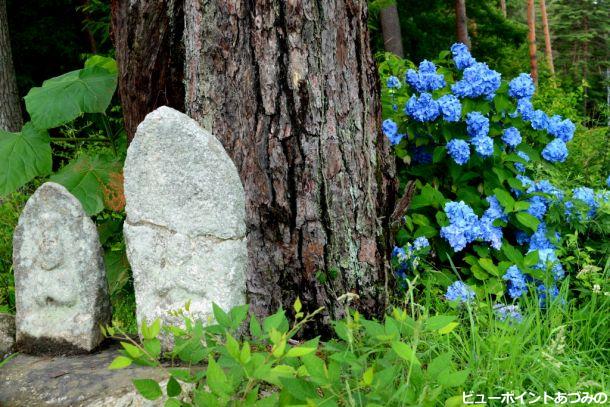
0 312 15 357
0 344 169 406
13 182 111 354
123 106 247 347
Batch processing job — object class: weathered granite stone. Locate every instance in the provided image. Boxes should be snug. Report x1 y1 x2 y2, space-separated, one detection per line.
124 106 247 346
0 344 172 406
13 182 111 354
0 312 15 356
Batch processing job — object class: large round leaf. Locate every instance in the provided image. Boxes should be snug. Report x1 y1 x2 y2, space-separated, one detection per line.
24 63 117 129
50 153 121 215
0 123 51 195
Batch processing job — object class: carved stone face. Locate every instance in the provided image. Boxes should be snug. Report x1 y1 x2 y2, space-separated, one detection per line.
32 212 79 308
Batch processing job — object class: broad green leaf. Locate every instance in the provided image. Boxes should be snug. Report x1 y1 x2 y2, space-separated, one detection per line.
24 65 117 129
493 188 515 212
143 338 161 358
120 342 142 359
428 353 452 381
391 341 420 366
206 356 232 395
50 153 121 215
502 243 524 265
104 249 130 295
362 366 374 386
425 315 456 331
213 303 231 328
164 398 181 407
109 355 132 369
285 345 316 358
84 55 118 74
0 123 51 195
478 258 499 276
166 376 182 397
438 369 469 387
438 321 459 334
132 379 162 400
515 212 540 233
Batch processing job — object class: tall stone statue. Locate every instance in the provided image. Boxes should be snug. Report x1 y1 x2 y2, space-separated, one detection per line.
124 106 247 347
13 182 110 354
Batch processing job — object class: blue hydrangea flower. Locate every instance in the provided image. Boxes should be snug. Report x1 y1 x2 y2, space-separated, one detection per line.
386 75 401 89
535 248 565 280
480 195 506 250
437 94 462 122
451 43 476 70
528 180 563 200
466 112 490 138
531 110 549 131
541 139 568 163
494 304 523 324
411 147 433 164
529 222 556 252
571 186 598 218
606 175 610 188
527 195 548 220
484 196 508 222
516 98 534 121
413 236 430 250
537 284 559 307
440 201 482 251
451 62 501 99
406 60 446 93
508 73 535 100
547 116 575 142
405 93 440 122
515 230 530 245
382 119 403 146
502 127 522 148
471 135 494 157
447 139 470 165
503 265 528 299
445 281 475 303
514 151 530 173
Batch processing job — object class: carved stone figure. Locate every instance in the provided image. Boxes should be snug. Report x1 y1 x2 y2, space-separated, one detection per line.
123 106 247 347
13 182 110 354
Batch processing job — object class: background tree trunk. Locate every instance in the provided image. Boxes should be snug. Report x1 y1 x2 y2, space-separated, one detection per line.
455 0 470 48
110 0 185 141
113 0 396 331
0 0 22 132
500 0 507 17
539 0 555 75
527 0 538 83
380 4 404 57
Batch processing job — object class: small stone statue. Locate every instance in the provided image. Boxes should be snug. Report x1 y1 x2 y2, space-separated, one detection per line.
13 182 110 354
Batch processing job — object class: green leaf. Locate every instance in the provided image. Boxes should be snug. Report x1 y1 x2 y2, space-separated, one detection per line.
84 55 118 74
438 369 469 387
391 341 420 366
213 303 231 328
50 153 121 215
24 64 117 129
478 258 499 276
428 353 452 381
120 342 142 359
206 356 232 395
143 338 161 359
502 243 524 266
285 345 316 358
515 212 540 233
104 249 130 295
438 321 459 334
493 188 515 212
109 355 132 370
164 398 181 407
225 334 240 360
0 123 51 195
166 376 182 397
249 314 262 338
132 379 162 400
228 304 249 327
425 315 456 331
525 250 539 267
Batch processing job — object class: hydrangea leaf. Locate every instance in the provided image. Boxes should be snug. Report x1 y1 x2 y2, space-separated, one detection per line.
50 153 121 215
0 123 52 196
24 64 117 129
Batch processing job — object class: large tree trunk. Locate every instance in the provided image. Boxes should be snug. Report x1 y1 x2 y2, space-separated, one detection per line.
455 0 470 48
539 0 555 75
112 0 395 330
0 0 22 132
110 0 185 140
380 4 404 57
527 0 538 83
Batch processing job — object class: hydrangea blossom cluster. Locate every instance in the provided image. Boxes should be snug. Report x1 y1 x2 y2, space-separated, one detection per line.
502 265 528 299
445 281 475 303
406 60 445 93
451 62 501 99
508 73 535 100
437 94 462 122
514 151 530 173
493 304 523 324
450 43 476 70
392 237 430 280
440 198 506 252
386 75 401 89
501 127 522 149
405 92 440 122
447 139 470 165
382 119 403 146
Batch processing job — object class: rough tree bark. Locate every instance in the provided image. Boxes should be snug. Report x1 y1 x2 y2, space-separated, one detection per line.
527 0 538 84
112 0 396 330
539 0 555 75
455 0 470 48
0 0 22 132
380 4 404 57
110 0 185 140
